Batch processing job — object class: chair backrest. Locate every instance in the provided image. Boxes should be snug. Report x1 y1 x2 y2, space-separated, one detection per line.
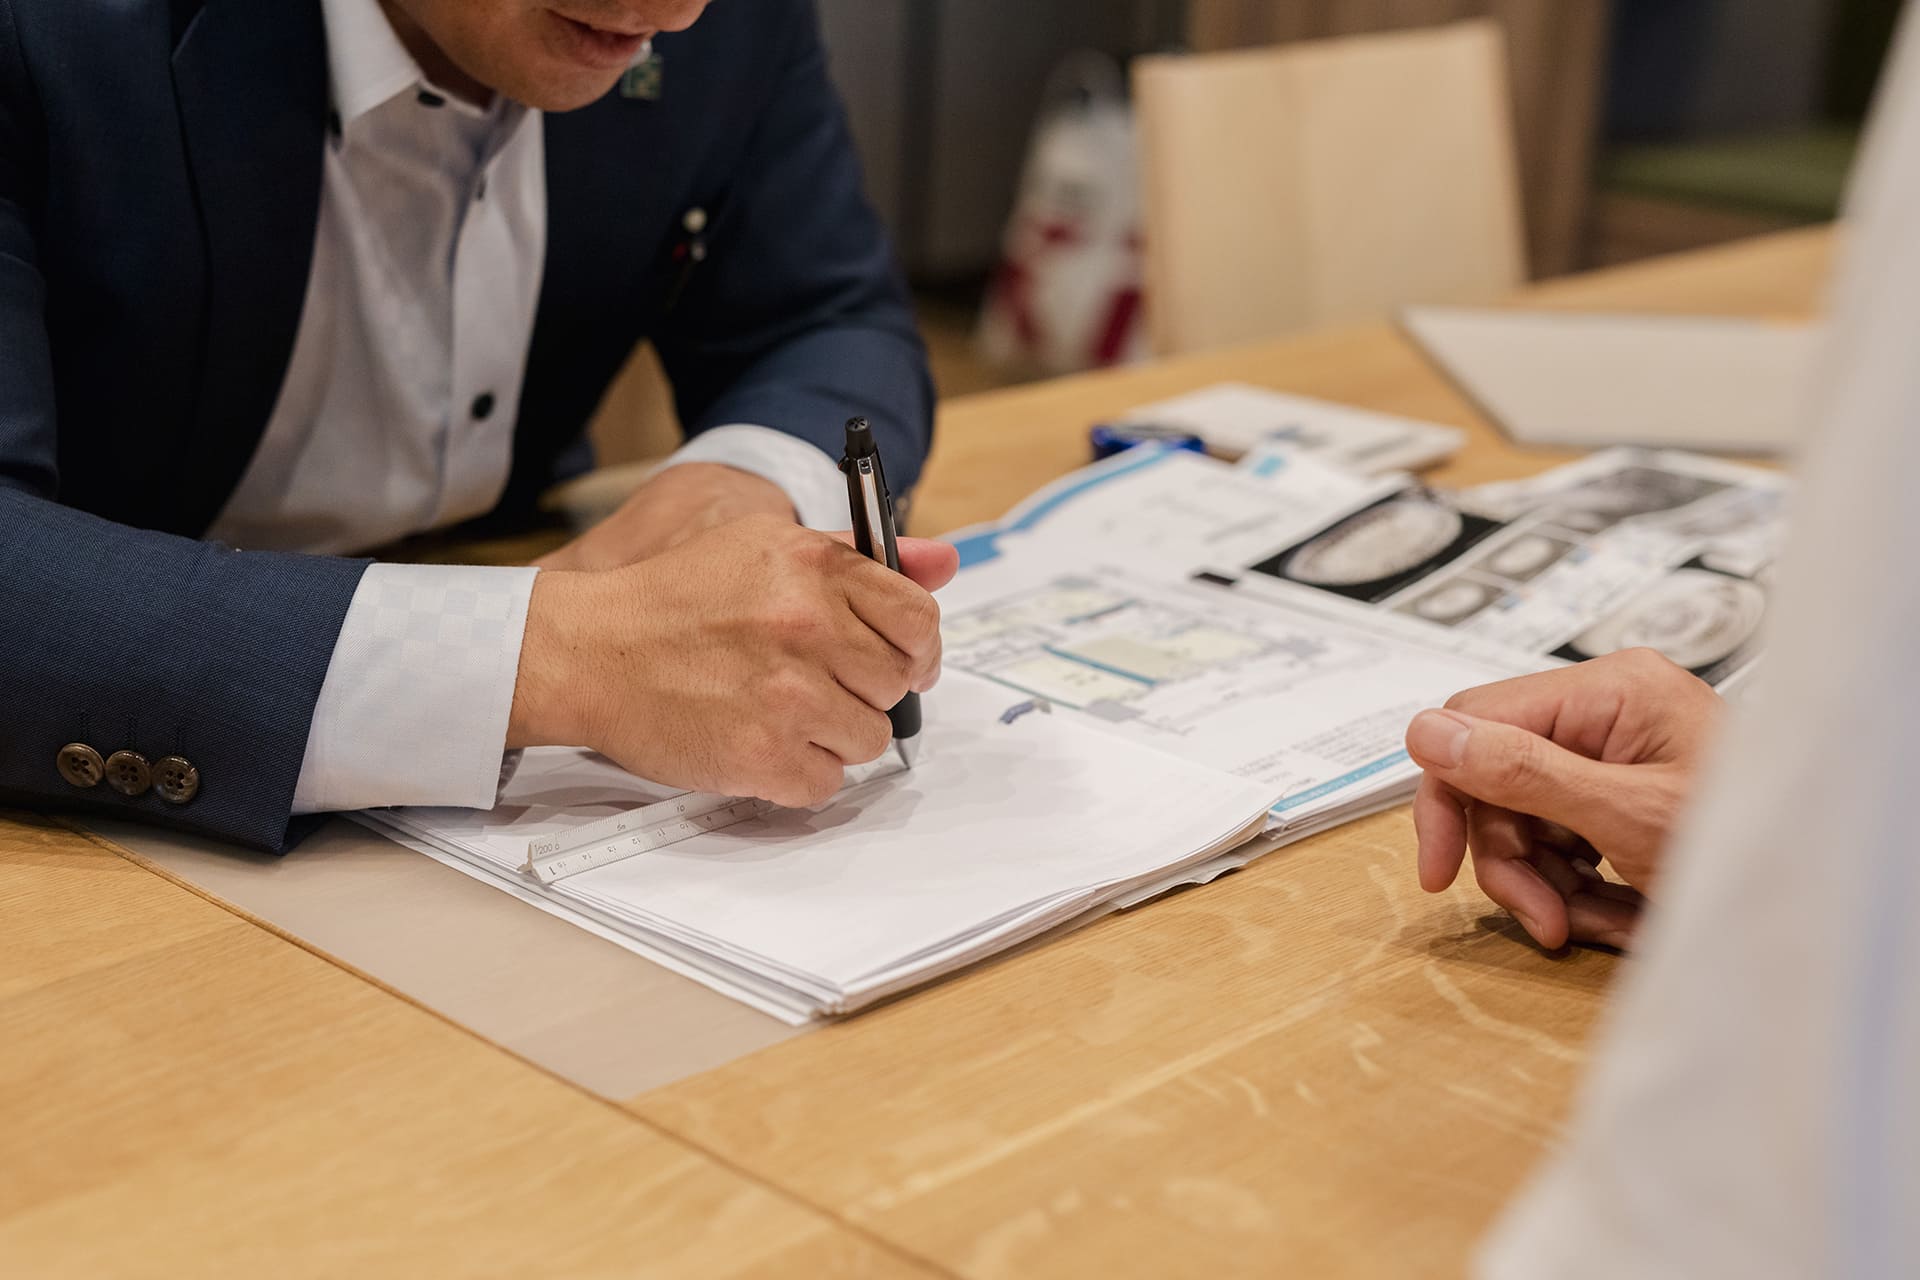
1133 20 1527 356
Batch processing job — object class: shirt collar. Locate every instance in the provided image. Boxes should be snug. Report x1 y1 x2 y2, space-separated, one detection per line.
320 0 493 128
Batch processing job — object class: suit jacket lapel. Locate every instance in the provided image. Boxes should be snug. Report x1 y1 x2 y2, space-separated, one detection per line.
169 0 328 538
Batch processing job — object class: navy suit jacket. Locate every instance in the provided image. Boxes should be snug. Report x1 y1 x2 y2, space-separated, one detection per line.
0 0 932 850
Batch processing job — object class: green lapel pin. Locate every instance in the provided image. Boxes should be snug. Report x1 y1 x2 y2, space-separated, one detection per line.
619 42 663 101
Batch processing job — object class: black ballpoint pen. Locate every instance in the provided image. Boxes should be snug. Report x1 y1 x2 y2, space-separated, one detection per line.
841 417 922 768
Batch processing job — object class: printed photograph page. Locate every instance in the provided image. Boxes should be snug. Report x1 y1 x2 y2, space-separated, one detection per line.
1215 448 1786 688
946 446 1403 580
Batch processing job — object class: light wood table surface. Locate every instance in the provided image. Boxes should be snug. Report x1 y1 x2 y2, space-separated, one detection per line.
0 228 1835 1277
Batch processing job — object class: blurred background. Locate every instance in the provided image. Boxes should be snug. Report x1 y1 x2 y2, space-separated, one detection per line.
592 0 1905 461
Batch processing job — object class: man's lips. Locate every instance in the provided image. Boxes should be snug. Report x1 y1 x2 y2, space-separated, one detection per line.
547 12 654 69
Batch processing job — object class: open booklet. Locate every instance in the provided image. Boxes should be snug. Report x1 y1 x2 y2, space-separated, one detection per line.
360 441 1784 1022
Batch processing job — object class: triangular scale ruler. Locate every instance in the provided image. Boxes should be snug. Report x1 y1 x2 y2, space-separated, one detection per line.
521 754 910 884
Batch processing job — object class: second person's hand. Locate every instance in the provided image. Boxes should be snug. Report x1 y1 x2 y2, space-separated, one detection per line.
1404 648 1725 951
509 515 959 807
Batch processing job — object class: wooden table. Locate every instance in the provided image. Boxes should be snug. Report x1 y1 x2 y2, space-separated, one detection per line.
0 228 1835 1277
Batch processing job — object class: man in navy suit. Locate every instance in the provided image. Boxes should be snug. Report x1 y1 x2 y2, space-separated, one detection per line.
0 0 956 851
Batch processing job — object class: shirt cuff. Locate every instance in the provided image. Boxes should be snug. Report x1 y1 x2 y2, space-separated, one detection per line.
658 423 849 530
292 562 539 814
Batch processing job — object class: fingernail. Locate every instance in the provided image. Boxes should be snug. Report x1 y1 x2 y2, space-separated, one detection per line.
1406 709 1472 769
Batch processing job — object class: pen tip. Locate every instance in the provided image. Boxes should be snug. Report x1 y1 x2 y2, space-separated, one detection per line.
895 738 919 770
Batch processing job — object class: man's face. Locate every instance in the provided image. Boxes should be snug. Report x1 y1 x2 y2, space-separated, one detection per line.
387 0 715 112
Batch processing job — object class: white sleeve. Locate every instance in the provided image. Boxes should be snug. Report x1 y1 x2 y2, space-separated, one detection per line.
291 563 538 814
656 423 850 531
1480 16 1920 1277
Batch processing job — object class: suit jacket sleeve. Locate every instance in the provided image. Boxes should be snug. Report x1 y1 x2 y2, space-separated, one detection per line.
652 0 935 497
0 1 367 851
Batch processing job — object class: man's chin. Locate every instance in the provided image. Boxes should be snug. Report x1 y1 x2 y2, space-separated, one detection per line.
508 68 630 113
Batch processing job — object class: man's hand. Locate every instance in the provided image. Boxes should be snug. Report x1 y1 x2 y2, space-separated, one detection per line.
537 463 797 573
1404 649 1724 951
510 515 960 808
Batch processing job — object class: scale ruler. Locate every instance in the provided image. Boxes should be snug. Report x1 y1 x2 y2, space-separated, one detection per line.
523 792 778 883
522 754 910 884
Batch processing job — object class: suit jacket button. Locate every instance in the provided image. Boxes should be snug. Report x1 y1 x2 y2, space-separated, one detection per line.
57 743 106 789
154 756 201 806
105 750 152 797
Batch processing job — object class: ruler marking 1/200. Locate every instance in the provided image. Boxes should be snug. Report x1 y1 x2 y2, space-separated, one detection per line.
521 755 909 884
523 795 777 883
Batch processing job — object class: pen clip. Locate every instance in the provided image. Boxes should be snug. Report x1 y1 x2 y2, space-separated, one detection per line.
842 418 901 570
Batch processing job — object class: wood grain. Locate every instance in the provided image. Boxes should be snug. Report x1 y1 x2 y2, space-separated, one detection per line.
632 228 1837 1279
637 809 1612 1279
0 812 940 1279
0 227 1834 1277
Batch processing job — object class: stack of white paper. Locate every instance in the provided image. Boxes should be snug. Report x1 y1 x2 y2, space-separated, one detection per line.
1115 382 1467 473
361 671 1273 1023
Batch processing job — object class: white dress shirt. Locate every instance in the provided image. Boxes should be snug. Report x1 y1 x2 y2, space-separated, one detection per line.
211 0 848 812
1482 12 1920 1277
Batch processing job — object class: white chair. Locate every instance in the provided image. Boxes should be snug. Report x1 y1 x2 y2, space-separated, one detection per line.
1133 19 1528 355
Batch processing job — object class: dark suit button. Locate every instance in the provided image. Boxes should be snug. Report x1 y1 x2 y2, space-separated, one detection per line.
106 751 152 797
154 756 201 806
57 743 106 789
471 392 496 421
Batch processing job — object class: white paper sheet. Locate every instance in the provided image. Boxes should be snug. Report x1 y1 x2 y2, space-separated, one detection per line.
947 446 1402 577
1116 381 1467 473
